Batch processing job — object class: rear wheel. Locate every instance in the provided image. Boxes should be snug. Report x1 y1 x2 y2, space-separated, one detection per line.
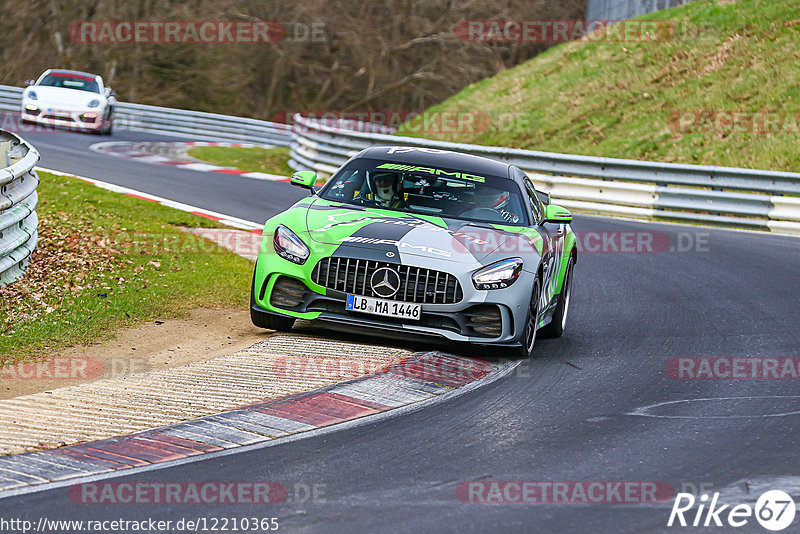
539 254 574 339
513 276 542 358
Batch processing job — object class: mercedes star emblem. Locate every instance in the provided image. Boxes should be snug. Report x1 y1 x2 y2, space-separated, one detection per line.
370 267 401 298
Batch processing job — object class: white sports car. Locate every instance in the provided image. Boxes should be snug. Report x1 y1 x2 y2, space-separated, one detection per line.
20 69 116 135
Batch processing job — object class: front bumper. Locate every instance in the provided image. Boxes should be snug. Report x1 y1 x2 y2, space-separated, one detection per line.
252 250 537 346
20 107 107 131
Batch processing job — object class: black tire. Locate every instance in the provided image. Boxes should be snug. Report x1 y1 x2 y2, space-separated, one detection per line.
250 271 295 332
539 254 575 339
102 112 114 135
512 276 542 358
251 305 295 332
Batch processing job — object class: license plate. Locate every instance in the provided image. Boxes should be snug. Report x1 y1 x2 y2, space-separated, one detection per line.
346 294 421 321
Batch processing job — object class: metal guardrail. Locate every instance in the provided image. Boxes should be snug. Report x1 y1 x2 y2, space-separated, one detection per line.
288 115 800 235
2 81 799 236
0 129 39 286
0 85 293 146
586 0 695 21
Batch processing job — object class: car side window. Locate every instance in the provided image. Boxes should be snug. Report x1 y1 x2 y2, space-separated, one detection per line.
524 179 543 223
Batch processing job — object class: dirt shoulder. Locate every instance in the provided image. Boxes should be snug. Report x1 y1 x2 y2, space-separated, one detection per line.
1 308 269 400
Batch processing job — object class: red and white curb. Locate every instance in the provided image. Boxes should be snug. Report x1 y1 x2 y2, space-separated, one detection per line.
89 141 290 183
37 167 264 233
0 353 513 496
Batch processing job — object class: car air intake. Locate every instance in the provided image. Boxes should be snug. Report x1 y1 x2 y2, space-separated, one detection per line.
311 257 463 304
464 305 502 337
269 276 310 310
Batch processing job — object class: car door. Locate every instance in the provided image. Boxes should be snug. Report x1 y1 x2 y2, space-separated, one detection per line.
521 175 563 313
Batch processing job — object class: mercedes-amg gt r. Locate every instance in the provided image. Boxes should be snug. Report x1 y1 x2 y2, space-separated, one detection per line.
251 146 577 357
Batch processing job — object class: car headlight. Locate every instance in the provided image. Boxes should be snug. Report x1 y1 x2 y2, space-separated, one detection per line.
274 225 310 265
28 91 38 101
88 99 100 108
472 258 523 290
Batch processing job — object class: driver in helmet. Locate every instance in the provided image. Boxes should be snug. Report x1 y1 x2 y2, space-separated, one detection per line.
473 184 520 223
363 171 408 208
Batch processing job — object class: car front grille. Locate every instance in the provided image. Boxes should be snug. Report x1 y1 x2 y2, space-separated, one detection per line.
43 114 74 122
311 257 463 304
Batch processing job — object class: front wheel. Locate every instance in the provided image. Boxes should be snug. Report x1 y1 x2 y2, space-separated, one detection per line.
512 276 542 358
103 112 114 135
250 271 295 332
251 306 295 332
539 254 574 339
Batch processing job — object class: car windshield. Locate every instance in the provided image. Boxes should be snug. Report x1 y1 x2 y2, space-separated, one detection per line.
319 158 529 226
38 73 100 93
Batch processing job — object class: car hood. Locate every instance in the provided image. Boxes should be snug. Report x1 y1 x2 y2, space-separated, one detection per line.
26 86 103 109
303 199 542 265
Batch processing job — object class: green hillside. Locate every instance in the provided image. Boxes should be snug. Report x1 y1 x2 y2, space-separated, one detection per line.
400 0 800 172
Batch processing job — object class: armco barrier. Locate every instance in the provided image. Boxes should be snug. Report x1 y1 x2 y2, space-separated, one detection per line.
0 85 293 146
288 115 800 235
2 80 798 235
0 129 39 286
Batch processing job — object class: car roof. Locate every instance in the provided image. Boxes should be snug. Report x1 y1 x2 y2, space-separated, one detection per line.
42 69 101 80
357 146 513 178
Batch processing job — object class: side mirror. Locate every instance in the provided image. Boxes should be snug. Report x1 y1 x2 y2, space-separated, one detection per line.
544 204 572 224
104 87 115 97
291 170 316 193
24 79 34 87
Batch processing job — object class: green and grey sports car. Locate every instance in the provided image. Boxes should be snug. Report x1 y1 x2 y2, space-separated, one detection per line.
251 146 577 357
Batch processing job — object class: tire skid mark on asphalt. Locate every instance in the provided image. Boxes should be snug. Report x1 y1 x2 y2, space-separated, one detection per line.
0 349 499 495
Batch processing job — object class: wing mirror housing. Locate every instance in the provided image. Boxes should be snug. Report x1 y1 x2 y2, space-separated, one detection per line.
291 170 317 194
24 79 34 87
544 204 572 224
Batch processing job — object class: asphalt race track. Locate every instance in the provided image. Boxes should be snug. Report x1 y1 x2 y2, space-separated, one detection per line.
18 128 306 224
3 129 799 533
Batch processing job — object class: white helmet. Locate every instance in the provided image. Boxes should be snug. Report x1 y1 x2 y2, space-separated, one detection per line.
370 172 398 203
474 185 509 210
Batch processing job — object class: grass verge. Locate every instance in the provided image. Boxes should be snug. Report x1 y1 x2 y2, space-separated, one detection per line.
399 0 800 172
0 171 254 363
188 146 293 176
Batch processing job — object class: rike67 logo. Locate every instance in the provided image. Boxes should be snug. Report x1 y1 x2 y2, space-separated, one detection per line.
668 490 796 531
